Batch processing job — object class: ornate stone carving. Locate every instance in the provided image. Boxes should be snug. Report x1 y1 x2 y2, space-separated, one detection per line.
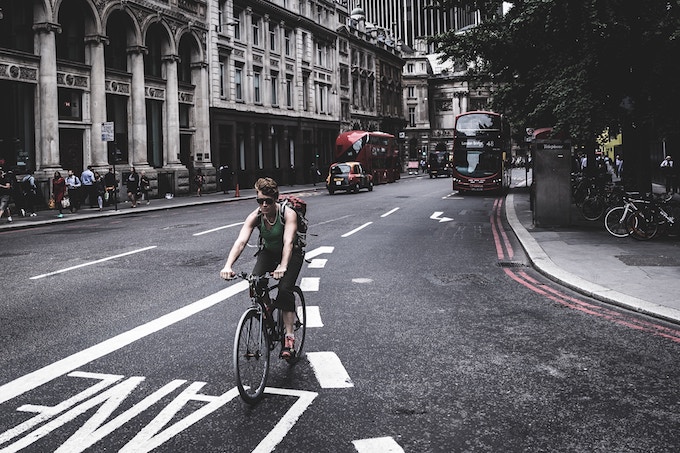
145 86 166 99
57 72 90 89
0 64 38 83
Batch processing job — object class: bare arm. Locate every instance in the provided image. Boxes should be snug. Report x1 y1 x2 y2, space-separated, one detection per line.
273 207 298 279
220 208 259 279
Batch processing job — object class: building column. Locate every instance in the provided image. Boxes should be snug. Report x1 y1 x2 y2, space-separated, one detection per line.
85 34 108 167
192 62 210 164
33 22 61 169
128 46 148 166
163 54 181 166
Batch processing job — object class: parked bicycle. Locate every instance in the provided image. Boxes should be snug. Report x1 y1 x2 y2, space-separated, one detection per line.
233 272 306 404
627 193 680 240
603 193 646 238
580 181 625 221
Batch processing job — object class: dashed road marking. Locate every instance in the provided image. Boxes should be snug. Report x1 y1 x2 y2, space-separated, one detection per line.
342 222 373 238
299 277 320 292
306 352 354 388
353 436 404 452
304 306 323 328
192 222 244 236
308 258 328 268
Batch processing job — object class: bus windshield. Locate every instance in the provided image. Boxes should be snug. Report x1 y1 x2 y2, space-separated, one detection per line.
454 149 501 177
455 113 501 137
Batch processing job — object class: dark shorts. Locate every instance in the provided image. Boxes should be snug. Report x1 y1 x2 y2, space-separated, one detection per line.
252 248 303 312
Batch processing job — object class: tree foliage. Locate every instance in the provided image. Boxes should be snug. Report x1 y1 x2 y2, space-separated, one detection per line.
429 0 680 146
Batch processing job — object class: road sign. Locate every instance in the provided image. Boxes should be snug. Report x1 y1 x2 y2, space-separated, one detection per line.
101 122 114 142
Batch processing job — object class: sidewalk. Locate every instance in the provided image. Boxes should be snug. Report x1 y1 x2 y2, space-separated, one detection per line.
506 184 680 324
0 183 325 231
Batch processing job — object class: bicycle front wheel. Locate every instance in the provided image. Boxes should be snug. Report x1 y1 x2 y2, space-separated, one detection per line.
629 210 659 241
233 307 270 404
604 206 634 238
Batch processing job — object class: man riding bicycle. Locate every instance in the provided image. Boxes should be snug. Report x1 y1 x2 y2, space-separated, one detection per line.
220 177 304 359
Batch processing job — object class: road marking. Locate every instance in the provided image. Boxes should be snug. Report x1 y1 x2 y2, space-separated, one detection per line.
299 277 319 292
353 436 405 453
304 246 334 260
0 281 249 405
430 211 453 222
304 306 323 328
306 352 354 388
308 258 327 268
352 278 373 284
381 207 400 217
253 388 318 453
29 246 158 280
341 222 373 237
192 221 244 236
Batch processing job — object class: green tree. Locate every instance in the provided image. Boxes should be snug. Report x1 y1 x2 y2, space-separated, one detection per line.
430 0 680 191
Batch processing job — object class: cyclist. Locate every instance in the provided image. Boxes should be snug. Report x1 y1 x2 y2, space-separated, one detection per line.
220 177 304 359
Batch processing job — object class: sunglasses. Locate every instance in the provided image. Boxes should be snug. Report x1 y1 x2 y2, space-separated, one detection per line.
256 197 276 205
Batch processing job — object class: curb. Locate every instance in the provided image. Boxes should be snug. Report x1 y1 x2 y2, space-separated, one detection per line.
505 192 680 325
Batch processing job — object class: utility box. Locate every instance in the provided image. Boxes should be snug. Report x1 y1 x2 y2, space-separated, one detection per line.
533 140 572 227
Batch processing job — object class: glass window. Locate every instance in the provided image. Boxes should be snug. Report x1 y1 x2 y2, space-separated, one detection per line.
252 17 260 47
253 71 261 103
271 73 278 106
235 67 243 100
58 89 82 120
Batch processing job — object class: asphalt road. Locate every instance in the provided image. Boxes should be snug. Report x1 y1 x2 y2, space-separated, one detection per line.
1 176 680 452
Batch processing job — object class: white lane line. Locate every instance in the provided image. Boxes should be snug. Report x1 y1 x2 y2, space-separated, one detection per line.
381 207 400 218
341 222 373 238
304 306 323 328
308 258 327 269
29 246 158 280
192 222 244 237
299 277 319 292
353 437 405 453
0 281 249 405
306 352 354 388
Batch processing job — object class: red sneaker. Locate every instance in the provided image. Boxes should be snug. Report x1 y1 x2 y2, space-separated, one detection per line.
281 335 295 359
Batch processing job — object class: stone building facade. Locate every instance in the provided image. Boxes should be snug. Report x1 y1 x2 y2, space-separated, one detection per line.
0 0 211 197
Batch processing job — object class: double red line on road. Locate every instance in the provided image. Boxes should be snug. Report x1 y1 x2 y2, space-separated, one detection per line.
490 197 680 344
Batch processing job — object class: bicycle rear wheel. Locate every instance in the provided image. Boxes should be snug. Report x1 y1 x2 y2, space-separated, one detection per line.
233 307 270 404
604 206 634 238
629 210 659 241
581 195 605 221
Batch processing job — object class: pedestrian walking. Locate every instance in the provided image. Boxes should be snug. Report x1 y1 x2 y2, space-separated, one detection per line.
660 155 676 194
0 168 13 223
52 171 67 218
65 170 81 212
81 166 96 208
20 170 39 216
139 170 151 205
126 167 139 207
309 162 321 186
194 169 204 197
104 167 117 206
93 171 105 211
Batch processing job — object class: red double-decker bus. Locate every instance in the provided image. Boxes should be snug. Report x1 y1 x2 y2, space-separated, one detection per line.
451 111 511 192
334 131 400 184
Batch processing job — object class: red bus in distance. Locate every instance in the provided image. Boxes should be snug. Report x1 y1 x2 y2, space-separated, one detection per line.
333 130 400 185
451 111 511 193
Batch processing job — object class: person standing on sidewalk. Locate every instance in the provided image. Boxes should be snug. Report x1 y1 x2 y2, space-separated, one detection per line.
52 171 67 218
20 170 39 216
139 170 151 205
93 171 105 211
660 155 675 194
126 167 139 207
104 167 117 206
80 166 96 208
65 170 81 213
194 169 204 197
0 168 13 223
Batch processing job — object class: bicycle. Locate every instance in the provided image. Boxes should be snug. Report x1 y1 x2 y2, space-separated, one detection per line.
603 193 645 238
232 272 306 404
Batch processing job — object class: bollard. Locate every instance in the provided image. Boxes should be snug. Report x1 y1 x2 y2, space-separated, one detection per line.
234 183 240 197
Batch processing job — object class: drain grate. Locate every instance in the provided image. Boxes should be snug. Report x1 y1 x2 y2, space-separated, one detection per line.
497 261 527 268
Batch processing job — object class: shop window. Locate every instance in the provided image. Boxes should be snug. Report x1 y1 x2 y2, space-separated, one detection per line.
58 89 82 121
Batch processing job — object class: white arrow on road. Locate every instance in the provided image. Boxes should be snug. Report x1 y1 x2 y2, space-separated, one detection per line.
430 211 453 222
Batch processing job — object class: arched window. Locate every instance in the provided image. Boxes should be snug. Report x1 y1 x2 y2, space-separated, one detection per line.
56 1 86 62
